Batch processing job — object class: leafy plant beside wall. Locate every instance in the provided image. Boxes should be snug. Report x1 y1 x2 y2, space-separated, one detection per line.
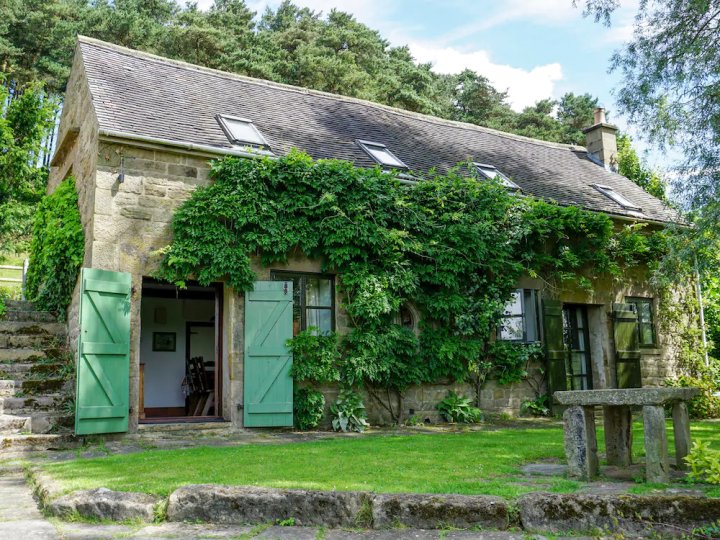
26 177 84 317
157 151 669 419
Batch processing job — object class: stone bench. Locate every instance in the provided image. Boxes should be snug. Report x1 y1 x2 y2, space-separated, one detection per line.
554 388 699 483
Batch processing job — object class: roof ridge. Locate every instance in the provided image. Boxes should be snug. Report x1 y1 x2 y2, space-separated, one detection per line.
77 35 587 153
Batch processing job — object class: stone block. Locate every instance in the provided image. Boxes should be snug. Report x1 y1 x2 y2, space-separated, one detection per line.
519 492 720 535
167 164 197 179
672 401 692 470
96 171 120 190
372 493 508 530
563 405 598 480
94 188 113 216
119 206 153 221
643 404 670 483
48 488 160 522
144 183 167 197
125 157 167 175
603 405 632 466
166 485 366 527
90 241 119 270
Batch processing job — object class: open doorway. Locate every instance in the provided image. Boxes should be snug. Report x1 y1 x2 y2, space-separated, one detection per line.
139 278 223 423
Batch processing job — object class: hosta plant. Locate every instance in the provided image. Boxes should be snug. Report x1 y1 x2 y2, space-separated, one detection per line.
330 388 369 433
437 391 483 423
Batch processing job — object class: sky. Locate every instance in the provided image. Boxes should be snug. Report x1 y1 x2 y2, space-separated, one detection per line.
196 0 667 167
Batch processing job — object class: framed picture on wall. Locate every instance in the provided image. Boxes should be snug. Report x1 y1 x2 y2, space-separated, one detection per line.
152 332 176 352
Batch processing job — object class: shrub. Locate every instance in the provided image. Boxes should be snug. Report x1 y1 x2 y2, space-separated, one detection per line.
685 440 720 484
330 388 369 432
520 394 550 417
287 329 341 383
666 373 720 419
26 177 84 316
436 391 482 423
293 387 325 430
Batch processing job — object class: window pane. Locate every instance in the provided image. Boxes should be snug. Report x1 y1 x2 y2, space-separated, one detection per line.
504 290 522 316
365 144 406 168
571 352 588 375
223 118 266 146
640 323 654 345
306 278 332 306
523 290 538 341
306 308 332 334
499 316 524 340
637 300 653 324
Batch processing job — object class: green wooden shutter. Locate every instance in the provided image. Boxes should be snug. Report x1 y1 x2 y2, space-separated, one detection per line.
75 268 131 435
543 299 568 399
244 281 294 427
613 303 642 388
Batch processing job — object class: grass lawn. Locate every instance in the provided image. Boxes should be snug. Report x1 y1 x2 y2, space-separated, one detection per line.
39 420 720 499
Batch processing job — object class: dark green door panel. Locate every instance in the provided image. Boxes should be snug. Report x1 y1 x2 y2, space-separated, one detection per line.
543 299 568 400
75 268 131 435
244 281 294 427
613 302 642 388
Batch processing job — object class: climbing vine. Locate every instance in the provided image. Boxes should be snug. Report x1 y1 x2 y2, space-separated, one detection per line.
157 151 665 416
26 177 84 317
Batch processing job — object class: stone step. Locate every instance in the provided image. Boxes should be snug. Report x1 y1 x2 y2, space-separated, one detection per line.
0 414 31 434
0 333 58 349
0 394 66 415
3 310 58 323
0 433 79 457
0 362 66 379
4 301 38 312
0 348 51 363
0 321 65 337
0 378 69 397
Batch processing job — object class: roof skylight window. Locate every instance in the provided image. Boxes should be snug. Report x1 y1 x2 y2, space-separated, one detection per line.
357 140 408 170
592 184 642 212
216 115 272 153
474 163 520 190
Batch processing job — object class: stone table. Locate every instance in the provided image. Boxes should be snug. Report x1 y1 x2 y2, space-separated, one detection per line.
553 387 699 483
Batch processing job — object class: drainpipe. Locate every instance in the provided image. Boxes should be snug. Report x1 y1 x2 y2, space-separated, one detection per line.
694 254 710 367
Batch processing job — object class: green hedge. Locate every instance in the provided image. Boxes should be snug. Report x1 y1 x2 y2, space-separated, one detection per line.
26 177 84 316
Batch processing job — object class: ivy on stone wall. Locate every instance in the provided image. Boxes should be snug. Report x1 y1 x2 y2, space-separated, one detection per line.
26 177 84 317
157 151 665 416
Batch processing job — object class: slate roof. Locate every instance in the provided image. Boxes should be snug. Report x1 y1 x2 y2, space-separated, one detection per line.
76 36 679 224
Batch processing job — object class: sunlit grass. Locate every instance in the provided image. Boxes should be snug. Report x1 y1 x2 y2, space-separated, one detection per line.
39 419 720 499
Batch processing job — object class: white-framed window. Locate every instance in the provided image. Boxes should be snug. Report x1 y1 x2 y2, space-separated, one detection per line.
592 184 642 212
498 289 540 342
474 163 521 191
357 139 408 170
216 114 274 154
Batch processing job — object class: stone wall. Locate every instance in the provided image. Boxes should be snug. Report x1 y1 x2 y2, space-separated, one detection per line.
49 123 696 430
47 48 101 353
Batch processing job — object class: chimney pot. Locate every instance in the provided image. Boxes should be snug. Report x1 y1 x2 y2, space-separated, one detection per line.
593 107 606 125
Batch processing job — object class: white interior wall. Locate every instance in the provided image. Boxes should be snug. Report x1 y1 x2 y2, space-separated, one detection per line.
140 297 215 408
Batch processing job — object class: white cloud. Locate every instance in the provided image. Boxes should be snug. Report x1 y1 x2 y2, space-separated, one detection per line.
410 43 563 111
193 0 564 110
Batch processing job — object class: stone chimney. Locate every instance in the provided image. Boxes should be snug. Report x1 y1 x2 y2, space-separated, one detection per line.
582 107 618 170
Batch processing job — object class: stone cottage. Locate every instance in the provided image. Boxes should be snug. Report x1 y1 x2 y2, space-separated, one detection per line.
48 36 686 435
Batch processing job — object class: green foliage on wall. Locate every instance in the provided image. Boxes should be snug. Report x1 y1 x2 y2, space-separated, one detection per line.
158 151 664 404
26 177 84 316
